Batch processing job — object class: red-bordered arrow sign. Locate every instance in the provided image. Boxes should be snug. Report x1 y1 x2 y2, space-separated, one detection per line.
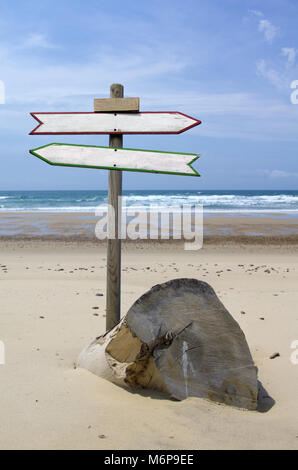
30 112 201 135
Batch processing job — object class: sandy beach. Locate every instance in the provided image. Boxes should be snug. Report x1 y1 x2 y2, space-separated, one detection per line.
0 224 297 449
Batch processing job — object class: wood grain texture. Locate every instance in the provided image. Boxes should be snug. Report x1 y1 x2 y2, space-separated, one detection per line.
126 278 258 409
29 144 200 176
78 278 259 410
30 112 201 135
106 84 123 331
77 316 169 393
94 97 139 112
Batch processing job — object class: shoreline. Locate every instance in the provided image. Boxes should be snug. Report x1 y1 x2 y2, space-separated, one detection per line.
0 211 298 245
0 236 298 247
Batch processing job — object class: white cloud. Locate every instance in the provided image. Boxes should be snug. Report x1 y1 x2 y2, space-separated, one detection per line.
281 47 296 66
258 169 298 178
258 19 278 43
20 33 58 49
256 46 297 89
256 59 284 88
249 9 263 17
248 10 278 42
1 45 189 109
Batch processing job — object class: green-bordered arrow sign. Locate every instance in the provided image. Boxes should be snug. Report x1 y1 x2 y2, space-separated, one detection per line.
30 143 200 177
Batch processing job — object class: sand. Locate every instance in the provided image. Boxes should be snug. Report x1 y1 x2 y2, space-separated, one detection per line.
0 236 297 450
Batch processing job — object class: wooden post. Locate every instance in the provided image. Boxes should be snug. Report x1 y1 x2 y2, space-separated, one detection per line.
106 83 123 331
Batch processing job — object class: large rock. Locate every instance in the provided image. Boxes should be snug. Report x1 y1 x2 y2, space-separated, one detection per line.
78 278 258 410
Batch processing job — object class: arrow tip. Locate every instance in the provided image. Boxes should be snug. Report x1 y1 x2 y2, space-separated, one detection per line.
29 113 43 135
188 154 200 176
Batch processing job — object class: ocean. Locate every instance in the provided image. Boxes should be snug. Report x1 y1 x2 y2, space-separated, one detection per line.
0 190 297 214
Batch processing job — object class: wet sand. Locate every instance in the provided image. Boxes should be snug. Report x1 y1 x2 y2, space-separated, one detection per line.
0 211 298 244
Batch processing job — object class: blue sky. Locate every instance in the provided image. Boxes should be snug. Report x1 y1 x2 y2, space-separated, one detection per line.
0 0 298 189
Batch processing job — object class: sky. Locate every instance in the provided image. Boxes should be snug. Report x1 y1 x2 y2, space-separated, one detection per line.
0 0 298 190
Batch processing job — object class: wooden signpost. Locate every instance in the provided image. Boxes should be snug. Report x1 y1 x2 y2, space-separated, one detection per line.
29 83 201 331
107 83 123 331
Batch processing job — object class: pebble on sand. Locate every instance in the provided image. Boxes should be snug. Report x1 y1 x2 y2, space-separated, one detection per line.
270 352 280 359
